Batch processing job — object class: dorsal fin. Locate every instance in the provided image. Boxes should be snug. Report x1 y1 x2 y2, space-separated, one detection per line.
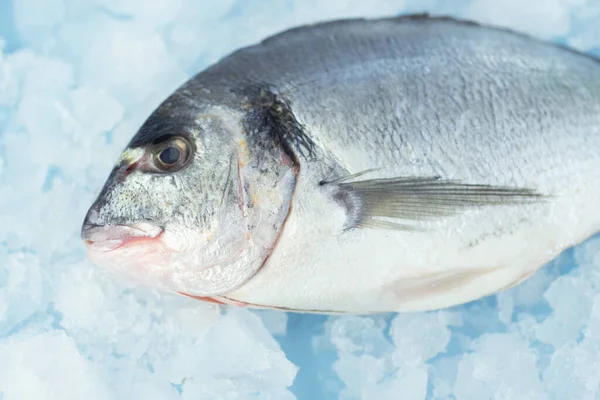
257 13 600 65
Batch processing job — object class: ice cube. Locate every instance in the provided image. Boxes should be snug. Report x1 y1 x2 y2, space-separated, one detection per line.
454 333 545 400
0 252 45 336
535 276 594 347
0 330 110 400
13 0 65 49
390 312 452 366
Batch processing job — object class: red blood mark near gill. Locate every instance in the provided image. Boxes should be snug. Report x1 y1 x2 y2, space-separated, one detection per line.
178 292 251 307
115 160 140 183
223 298 250 307
178 291 226 305
280 151 295 167
124 161 139 176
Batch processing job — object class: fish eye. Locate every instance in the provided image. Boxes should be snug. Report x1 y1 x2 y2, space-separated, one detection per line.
152 136 193 172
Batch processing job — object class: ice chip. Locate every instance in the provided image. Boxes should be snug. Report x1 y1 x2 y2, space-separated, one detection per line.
509 266 555 308
13 0 65 48
68 85 125 137
0 252 45 336
0 50 21 109
195 309 298 388
496 292 514 324
57 15 186 103
334 353 386 398
567 3 600 51
543 339 600 400
536 275 594 346
128 379 180 400
54 266 107 333
390 312 452 366
330 316 392 357
0 330 110 400
454 333 544 400
20 54 73 97
150 308 297 398
586 294 600 340
256 310 289 336
430 356 461 399
364 366 428 400
17 94 74 147
3 0 600 398
97 0 183 27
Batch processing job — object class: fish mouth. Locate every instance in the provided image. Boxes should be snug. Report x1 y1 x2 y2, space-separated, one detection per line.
81 222 164 252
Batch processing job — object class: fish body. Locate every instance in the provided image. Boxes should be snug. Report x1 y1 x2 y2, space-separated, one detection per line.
82 15 600 314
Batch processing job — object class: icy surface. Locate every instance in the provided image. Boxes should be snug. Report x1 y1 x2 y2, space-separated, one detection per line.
1 0 600 399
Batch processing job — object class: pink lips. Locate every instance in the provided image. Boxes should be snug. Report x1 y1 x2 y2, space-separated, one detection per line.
82 223 164 252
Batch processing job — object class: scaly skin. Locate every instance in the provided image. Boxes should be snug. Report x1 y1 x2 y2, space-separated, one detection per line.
84 16 600 313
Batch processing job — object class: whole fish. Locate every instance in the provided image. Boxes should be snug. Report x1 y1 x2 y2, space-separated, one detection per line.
81 14 600 314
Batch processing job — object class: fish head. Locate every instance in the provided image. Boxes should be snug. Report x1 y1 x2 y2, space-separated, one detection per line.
81 100 297 297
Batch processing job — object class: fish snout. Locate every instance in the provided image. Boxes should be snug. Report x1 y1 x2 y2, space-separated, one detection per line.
81 202 111 242
81 220 164 252
81 205 101 233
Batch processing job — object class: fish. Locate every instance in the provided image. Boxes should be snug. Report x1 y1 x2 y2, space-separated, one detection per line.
81 14 600 314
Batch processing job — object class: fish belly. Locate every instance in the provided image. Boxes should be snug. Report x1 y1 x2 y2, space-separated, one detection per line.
225 174 600 313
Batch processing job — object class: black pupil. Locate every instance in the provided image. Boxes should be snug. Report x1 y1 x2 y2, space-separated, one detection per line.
159 146 181 165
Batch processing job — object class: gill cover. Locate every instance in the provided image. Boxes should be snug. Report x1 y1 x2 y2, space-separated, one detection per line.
177 102 299 296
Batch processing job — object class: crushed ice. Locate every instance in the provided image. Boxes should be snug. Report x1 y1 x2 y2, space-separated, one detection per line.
1 0 600 398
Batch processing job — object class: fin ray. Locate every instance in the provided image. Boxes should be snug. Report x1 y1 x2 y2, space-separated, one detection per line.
325 171 547 231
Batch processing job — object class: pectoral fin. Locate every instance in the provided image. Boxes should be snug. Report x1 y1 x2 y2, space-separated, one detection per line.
321 170 546 231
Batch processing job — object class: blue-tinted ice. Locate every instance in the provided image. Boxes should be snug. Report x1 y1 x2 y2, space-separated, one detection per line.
1 0 599 399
